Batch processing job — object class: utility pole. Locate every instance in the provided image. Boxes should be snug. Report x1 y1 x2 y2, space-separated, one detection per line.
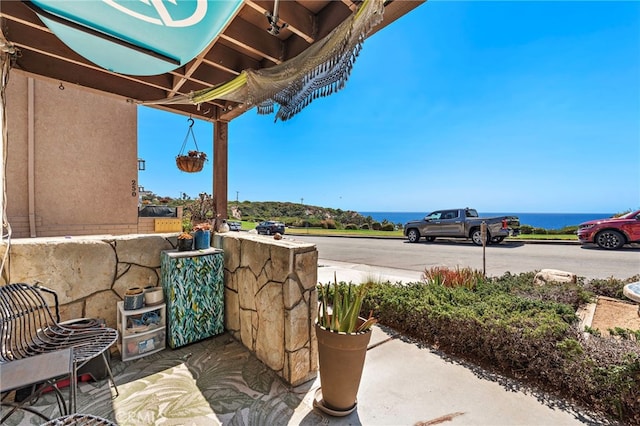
236 191 239 204
301 197 304 205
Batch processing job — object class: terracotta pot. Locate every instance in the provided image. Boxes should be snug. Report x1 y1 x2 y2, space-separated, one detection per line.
315 319 372 414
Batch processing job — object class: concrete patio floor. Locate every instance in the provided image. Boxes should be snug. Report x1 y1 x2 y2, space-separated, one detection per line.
2 260 614 426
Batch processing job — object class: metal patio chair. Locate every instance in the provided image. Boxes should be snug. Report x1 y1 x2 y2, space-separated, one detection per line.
0 283 119 415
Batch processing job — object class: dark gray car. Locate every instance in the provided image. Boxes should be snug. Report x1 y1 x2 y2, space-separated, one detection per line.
256 221 285 235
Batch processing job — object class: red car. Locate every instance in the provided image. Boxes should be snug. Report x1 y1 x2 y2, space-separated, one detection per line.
577 210 640 250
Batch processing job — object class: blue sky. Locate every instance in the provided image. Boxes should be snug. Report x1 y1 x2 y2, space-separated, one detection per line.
138 1 640 214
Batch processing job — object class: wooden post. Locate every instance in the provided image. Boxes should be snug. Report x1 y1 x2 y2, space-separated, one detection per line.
481 221 487 277
213 120 228 221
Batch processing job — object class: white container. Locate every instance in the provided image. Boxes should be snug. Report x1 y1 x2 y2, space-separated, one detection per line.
144 287 164 306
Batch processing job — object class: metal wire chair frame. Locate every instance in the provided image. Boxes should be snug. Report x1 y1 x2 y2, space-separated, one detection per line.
0 283 119 415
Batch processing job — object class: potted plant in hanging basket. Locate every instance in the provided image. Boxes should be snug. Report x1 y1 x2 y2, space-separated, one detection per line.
176 118 207 173
314 274 377 417
176 150 207 173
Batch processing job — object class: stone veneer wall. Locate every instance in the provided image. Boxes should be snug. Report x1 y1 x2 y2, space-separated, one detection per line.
0 232 318 386
213 233 318 386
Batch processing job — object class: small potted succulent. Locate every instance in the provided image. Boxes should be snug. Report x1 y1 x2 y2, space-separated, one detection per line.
176 220 194 251
177 232 193 251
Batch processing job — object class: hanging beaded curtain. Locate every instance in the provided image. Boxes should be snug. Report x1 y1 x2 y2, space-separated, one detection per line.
143 0 385 122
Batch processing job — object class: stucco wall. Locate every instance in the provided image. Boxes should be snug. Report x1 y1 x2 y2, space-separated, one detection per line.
5 72 139 237
1 232 319 386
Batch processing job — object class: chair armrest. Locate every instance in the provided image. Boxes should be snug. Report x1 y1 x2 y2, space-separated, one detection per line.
34 283 61 323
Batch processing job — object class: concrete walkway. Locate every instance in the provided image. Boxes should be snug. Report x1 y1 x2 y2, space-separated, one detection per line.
294 259 609 425
317 259 424 284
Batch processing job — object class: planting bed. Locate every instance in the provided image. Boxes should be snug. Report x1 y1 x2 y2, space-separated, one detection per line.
589 296 640 333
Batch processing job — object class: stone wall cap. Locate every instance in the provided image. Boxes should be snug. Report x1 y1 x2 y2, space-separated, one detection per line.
220 233 316 250
7 233 180 245
8 235 115 244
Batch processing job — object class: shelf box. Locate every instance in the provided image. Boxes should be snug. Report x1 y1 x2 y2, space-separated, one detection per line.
117 301 166 361
121 329 166 360
154 218 182 232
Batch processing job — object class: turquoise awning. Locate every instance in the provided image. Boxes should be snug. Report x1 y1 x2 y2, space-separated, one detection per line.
31 0 243 76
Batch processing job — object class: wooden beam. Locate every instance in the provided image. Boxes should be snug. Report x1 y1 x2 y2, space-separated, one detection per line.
213 121 229 222
221 16 284 64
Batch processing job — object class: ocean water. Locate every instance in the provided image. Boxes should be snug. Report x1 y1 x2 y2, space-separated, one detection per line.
359 211 615 230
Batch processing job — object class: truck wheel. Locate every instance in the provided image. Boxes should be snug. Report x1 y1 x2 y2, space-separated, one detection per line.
492 236 505 243
471 229 489 246
595 230 625 250
425 236 436 242
407 229 421 243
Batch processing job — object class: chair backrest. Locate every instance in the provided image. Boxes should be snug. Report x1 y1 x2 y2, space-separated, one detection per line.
0 283 60 361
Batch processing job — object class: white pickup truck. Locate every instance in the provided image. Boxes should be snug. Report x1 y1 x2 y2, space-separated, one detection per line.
404 208 520 245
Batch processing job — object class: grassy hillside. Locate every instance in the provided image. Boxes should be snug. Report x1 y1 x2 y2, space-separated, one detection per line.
228 201 370 228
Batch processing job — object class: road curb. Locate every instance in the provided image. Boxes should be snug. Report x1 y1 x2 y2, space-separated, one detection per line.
285 232 582 245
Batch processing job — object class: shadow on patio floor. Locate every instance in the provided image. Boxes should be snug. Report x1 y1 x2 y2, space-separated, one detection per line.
2 333 325 425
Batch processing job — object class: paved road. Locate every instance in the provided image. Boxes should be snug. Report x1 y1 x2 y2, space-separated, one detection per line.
288 235 640 281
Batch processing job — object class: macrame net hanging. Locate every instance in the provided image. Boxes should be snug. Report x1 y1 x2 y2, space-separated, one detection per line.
143 0 385 122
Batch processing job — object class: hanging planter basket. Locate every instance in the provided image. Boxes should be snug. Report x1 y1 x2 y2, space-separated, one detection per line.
176 152 206 173
176 118 207 173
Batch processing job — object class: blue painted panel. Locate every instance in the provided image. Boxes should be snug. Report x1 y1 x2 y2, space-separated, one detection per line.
32 0 242 75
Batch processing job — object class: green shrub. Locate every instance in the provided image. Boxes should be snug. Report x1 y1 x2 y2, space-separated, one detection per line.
520 225 533 234
582 275 639 300
345 223 358 230
533 227 547 235
359 273 640 423
371 221 382 230
381 223 395 231
548 225 578 235
490 271 592 308
321 219 337 229
360 224 369 230
292 218 324 228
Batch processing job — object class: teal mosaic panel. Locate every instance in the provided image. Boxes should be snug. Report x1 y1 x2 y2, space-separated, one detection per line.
161 250 224 348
